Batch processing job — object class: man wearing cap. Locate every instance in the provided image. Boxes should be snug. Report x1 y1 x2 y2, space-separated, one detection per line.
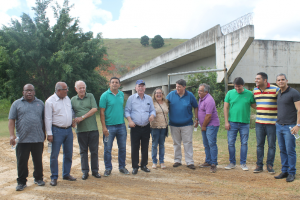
125 80 156 175
166 79 198 170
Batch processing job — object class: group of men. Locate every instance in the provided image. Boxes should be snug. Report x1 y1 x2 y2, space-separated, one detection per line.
8 72 300 191
198 72 300 183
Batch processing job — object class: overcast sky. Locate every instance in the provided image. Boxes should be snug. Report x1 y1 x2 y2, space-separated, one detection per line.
1 0 300 41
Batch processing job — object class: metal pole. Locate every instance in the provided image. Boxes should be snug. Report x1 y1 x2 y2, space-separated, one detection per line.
168 75 170 93
224 68 228 94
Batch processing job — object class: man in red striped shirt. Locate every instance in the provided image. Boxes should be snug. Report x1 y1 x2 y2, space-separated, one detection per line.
253 72 279 174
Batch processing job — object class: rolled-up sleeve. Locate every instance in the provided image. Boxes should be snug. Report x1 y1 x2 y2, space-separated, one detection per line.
44 101 53 135
124 96 132 118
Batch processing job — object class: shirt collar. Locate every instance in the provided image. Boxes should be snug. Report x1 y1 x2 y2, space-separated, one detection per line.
135 93 145 99
21 96 36 102
257 82 271 89
108 88 120 95
77 93 87 99
175 90 188 96
280 86 290 95
54 93 62 101
200 93 210 101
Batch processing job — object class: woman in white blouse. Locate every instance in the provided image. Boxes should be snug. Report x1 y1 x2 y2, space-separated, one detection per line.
150 88 169 169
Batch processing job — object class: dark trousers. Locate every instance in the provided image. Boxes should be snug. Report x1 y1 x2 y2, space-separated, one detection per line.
16 142 44 184
130 124 150 168
77 130 99 173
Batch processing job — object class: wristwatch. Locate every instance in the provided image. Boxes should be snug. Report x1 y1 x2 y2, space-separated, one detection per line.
82 115 85 120
297 124 300 127
195 118 198 121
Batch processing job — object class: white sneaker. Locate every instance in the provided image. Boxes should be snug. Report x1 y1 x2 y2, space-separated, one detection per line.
152 164 157 169
225 163 236 170
161 163 166 169
240 164 249 171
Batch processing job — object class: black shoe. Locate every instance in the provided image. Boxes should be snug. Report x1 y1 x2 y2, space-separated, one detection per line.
187 164 196 170
141 166 150 172
16 184 27 191
50 179 57 186
34 180 45 186
253 165 263 173
132 168 138 175
82 173 89 180
63 175 77 181
173 162 182 167
286 174 295 182
92 172 101 178
119 168 130 175
274 172 289 179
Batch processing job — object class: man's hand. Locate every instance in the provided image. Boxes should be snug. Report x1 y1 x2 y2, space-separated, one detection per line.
194 120 198 128
10 135 16 146
128 120 136 128
47 135 53 143
201 126 207 131
72 120 76 128
103 127 109 137
74 117 83 124
291 126 300 135
149 115 155 122
225 122 231 130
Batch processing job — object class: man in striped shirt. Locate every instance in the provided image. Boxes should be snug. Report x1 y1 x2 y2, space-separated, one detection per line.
253 72 279 174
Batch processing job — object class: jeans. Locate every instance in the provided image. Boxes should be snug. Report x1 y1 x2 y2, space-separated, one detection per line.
151 128 167 164
255 123 276 167
227 122 250 165
77 130 99 174
201 126 219 165
50 126 73 179
130 124 151 168
276 123 297 175
104 123 127 170
16 143 44 184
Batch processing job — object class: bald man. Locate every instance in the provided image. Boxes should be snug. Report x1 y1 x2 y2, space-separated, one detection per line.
71 80 101 180
45 82 76 186
9 84 46 191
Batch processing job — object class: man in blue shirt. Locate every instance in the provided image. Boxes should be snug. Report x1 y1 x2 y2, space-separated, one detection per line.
167 79 198 169
125 80 156 175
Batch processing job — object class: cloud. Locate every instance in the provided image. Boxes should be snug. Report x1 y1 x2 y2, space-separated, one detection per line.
94 0 256 38
253 0 300 41
0 0 22 27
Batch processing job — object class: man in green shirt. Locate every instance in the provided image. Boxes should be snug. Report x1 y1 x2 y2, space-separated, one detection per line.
100 77 129 177
71 80 101 180
224 77 256 171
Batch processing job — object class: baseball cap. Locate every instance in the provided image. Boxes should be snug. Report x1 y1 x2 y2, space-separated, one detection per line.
136 80 145 85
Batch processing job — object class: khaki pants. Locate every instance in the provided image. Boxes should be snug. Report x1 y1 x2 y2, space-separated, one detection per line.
170 125 194 165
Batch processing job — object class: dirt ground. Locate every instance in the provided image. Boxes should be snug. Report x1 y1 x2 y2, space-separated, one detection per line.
0 131 299 200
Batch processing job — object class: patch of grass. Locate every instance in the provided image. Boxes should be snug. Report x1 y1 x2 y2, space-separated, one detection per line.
103 38 188 73
0 120 9 137
0 99 11 120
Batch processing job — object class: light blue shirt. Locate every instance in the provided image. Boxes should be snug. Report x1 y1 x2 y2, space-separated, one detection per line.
125 93 156 126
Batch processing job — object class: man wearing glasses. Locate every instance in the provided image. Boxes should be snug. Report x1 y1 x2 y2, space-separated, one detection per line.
45 82 77 186
8 84 46 191
71 80 101 180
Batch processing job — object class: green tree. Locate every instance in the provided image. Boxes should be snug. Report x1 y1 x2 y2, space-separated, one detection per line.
151 35 164 49
186 67 225 107
140 35 149 46
0 0 109 102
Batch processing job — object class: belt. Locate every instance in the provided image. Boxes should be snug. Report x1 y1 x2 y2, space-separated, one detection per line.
135 124 149 128
52 125 71 129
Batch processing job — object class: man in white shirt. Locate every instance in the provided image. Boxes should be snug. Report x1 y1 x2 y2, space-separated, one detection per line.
45 82 76 186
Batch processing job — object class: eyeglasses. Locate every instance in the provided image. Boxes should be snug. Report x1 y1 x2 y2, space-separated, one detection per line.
60 87 69 91
155 92 162 95
24 89 34 92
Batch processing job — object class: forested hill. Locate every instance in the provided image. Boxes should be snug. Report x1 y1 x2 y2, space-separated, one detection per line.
102 38 188 77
